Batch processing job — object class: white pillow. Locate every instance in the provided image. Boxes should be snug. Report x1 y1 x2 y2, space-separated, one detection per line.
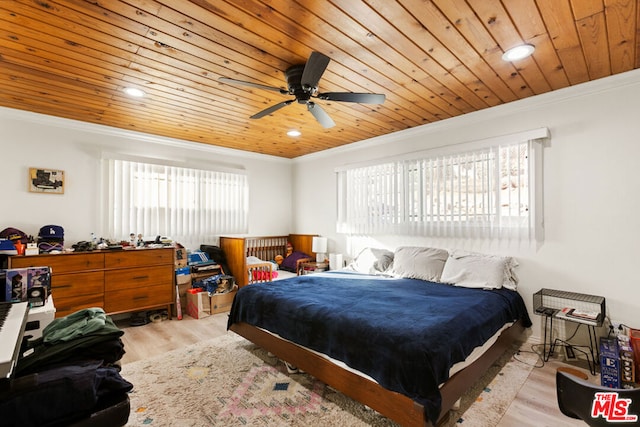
440 250 519 290
389 246 449 282
346 247 394 275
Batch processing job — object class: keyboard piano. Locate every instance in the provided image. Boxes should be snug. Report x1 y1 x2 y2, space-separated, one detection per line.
0 301 29 378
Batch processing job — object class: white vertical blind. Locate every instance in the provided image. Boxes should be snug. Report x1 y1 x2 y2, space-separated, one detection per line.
105 158 248 249
336 129 547 243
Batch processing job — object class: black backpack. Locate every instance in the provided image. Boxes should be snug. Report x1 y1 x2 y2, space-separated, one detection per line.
199 245 231 278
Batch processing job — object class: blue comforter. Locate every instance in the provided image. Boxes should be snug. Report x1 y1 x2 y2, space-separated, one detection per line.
227 271 531 423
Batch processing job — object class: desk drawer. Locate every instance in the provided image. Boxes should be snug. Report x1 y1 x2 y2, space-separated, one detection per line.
104 284 172 313
51 272 104 298
105 265 173 291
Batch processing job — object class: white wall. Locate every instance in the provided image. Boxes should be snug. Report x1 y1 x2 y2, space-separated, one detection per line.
292 69 640 340
0 108 293 250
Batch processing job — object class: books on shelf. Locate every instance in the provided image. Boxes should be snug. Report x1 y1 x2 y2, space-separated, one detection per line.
555 307 600 323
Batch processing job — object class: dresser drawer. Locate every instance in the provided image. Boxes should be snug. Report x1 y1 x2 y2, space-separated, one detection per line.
54 294 105 318
104 284 172 314
104 265 173 291
52 271 104 298
11 253 104 273
104 248 173 269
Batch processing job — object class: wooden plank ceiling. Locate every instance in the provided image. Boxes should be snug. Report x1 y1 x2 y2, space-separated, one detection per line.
0 0 638 158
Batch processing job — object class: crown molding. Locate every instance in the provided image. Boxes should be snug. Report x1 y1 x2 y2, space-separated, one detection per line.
0 106 290 164
294 68 640 163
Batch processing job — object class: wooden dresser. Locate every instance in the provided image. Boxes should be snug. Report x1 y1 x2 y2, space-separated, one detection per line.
9 247 174 318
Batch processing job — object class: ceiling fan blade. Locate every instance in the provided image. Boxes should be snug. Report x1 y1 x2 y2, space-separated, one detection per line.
301 52 330 90
250 100 294 119
318 92 386 104
219 77 288 94
307 102 335 128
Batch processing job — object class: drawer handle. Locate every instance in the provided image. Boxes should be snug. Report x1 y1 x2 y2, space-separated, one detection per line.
133 295 148 300
132 275 149 280
56 284 72 289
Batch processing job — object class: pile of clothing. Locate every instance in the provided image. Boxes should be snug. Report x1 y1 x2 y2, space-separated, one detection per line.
0 308 132 426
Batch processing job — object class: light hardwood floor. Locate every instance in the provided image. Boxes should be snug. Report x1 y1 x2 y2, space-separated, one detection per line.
116 313 587 426
115 312 229 364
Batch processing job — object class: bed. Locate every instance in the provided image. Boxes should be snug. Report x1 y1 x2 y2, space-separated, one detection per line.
219 234 316 287
227 247 532 427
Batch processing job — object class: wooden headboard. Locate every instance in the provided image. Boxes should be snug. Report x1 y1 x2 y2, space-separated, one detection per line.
219 234 316 287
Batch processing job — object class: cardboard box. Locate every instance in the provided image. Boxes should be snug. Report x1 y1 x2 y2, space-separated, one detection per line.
175 267 191 285
27 266 51 307
25 243 38 256
210 290 237 314
186 290 210 319
600 337 621 388
175 248 188 268
5 268 28 302
2 267 51 305
188 251 210 266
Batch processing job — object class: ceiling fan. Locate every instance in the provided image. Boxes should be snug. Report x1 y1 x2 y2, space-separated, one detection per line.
218 52 386 128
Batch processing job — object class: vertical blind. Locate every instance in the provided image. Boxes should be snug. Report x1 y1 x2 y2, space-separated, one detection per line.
104 158 248 249
336 130 547 243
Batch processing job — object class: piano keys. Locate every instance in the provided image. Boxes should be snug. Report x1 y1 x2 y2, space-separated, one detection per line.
0 301 29 378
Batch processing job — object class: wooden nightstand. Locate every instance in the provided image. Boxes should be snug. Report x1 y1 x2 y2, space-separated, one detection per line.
298 261 329 275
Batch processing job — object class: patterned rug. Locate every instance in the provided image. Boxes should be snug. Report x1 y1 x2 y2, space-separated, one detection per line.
121 332 537 426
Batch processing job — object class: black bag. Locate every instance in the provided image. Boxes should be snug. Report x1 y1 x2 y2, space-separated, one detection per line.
199 245 231 277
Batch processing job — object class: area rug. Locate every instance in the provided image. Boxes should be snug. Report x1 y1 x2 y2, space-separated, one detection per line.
121 332 536 426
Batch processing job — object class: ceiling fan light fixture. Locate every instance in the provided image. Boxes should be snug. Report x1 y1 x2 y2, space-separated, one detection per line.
501 44 535 62
218 51 385 128
123 87 146 97
287 129 301 137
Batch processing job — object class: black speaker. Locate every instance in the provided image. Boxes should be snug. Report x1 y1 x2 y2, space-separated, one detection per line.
27 286 46 307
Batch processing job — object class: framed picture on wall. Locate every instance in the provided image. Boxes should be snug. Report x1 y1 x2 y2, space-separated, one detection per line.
29 168 65 194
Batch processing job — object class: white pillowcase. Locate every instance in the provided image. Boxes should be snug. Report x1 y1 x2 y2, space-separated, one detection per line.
246 256 263 265
440 250 519 290
247 256 278 270
389 246 449 282
346 247 394 275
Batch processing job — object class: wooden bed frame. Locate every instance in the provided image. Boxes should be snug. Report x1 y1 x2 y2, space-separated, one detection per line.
230 320 526 427
219 234 316 287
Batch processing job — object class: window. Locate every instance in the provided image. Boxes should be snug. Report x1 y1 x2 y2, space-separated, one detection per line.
336 129 547 243
104 158 248 249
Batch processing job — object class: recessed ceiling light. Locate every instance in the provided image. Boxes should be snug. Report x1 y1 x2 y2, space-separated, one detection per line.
123 87 146 97
287 130 301 137
501 44 535 62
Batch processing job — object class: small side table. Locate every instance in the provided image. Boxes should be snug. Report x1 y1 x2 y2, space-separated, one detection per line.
298 261 329 275
533 289 605 375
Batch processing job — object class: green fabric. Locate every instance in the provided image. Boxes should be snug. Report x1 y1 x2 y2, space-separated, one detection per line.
17 314 124 375
43 307 108 344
